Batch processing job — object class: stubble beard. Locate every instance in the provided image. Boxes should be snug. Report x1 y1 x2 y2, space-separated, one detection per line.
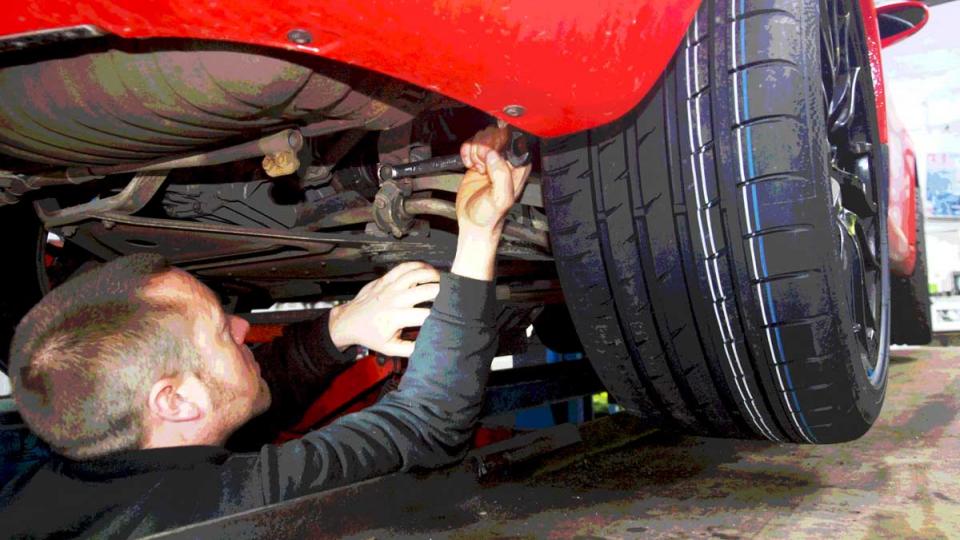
254 376 272 416
203 370 271 438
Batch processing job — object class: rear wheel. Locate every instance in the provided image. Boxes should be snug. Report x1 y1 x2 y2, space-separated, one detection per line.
890 189 932 345
542 0 889 443
0 204 46 373
0 204 88 374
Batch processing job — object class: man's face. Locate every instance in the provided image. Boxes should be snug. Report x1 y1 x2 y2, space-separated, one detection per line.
147 270 271 434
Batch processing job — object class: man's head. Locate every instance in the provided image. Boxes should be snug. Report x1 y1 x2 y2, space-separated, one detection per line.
8 253 270 460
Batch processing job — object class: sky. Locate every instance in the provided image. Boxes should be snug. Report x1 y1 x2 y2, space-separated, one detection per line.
882 1 960 151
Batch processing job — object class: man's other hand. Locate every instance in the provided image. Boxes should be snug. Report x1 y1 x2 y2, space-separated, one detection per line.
328 262 441 357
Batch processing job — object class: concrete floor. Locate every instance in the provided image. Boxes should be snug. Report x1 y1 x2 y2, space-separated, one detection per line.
360 347 960 539
158 347 960 539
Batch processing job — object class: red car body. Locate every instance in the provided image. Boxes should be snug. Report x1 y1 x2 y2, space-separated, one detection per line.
886 104 919 276
0 0 699 138
876 0 929 276
0 0 918 275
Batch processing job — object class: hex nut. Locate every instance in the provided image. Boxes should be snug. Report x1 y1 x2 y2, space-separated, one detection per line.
503 105 526 117
287 29 312 45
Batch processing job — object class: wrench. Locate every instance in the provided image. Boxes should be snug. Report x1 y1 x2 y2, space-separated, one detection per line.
378 128 532 182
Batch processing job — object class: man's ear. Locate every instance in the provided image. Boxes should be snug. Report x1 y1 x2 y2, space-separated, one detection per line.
147 374 209 423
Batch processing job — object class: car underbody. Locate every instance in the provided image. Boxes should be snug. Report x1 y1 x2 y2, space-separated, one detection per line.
0 42 559 318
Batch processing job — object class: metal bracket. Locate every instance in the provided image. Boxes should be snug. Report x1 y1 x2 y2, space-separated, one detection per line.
372 179 415 238
835 155 878 218
34 171 170 227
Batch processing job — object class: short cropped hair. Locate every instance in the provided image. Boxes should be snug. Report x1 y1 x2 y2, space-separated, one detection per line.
8 253 203 460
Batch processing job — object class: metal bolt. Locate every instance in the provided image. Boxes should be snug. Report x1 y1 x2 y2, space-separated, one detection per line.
503 104 526 117
287 29 312 45
378 164 396 182
288 130 302 147
375 198 387 209
102 220 115 230
62 226 77 237
850 141 873 155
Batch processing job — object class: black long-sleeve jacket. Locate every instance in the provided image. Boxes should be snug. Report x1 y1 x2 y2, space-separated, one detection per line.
0 273 497 538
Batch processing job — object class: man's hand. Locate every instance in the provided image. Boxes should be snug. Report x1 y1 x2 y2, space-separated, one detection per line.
452 126 532 281
457 126 532 235
328 262 440 357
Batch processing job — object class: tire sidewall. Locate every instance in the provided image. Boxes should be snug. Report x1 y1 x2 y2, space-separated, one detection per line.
804 0 889 435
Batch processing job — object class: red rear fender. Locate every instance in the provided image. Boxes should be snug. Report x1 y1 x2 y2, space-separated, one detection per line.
0 0 701 137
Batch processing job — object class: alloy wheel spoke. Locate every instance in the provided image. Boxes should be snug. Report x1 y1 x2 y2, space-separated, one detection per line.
822 0 883 379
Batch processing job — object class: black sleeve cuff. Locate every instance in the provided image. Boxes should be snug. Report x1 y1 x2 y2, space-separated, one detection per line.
433 272 497 323
309 309 358 366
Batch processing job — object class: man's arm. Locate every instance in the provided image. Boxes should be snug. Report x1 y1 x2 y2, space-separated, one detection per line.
255 127 530 501
257 271 496 501
228 262 442 449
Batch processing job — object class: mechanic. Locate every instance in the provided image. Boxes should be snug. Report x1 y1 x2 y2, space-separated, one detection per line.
0 126 530 537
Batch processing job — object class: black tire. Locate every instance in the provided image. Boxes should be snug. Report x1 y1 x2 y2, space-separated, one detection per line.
890 189 931 345
0 203 47 374
532 305 585 354
542 0 889 443
0 203 90 374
